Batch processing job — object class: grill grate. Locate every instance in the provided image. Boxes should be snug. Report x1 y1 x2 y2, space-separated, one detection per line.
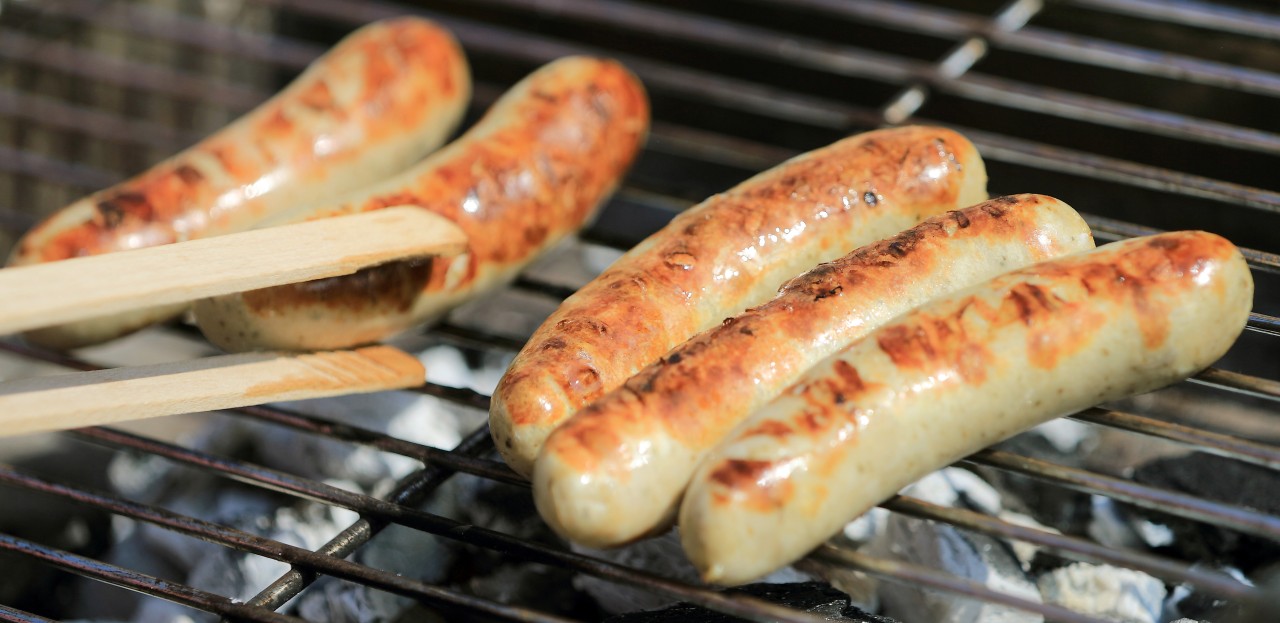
1 0 1279 621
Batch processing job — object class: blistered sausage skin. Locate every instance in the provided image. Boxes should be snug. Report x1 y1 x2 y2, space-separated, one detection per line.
193 57 649 352
9 17 470 350
680 231 1253 585
492 126 989 476
533 195 1094 548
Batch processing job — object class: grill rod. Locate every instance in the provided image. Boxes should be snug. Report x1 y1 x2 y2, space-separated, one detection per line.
759 0 1280 98
0 29 261 111
61 428 839 623
352 0 1280 158
23 0 1280 220
967 449 1280 540
812 545 1109 623
245 425 503 611
0 339 1262 600
0 605 54 623
0 533 305 623
1066 0 1280 41
0 463 579 623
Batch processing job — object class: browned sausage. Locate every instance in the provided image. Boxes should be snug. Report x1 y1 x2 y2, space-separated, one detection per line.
8 17 470 350
492 126 989 476
534 195 1094 548
193 57 650 352
680 231 1253 585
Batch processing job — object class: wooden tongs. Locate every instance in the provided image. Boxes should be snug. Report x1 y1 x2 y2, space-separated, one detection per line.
0 207 467 437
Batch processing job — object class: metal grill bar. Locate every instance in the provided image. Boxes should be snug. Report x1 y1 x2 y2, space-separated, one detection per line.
0 534 305 623
0 88 198 153
30 0 319 69
764 0 1280 98
0 464 575 623
10 0 1280 227
245 426 497 612
3 0 1279 620
53 427 873 623
1072 408 1280 470
0 605 54 623
967 449 1280 540
0 339 1264 603
878 495 1257 600
0 29 263 111
400 0 1280 157
812 545 1111 623
258 0 1280 218
0 145 118 191
1065 0 1280 41
1193 367 1280 402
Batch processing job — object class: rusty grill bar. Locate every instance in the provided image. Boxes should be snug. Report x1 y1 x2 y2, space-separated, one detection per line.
1 0 1278 621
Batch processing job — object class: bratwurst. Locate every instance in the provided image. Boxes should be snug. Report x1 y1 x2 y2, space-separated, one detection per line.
9 17 470 349
194 57 649 352
534 194 1094 548
680 230 1253 585
492 126 989 476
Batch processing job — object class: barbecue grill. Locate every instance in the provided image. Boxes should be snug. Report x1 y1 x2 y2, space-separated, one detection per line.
2 0 1279 621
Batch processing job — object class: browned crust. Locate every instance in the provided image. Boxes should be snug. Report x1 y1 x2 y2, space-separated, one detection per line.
707 231 1240 507
541 196 1061 474
501 126 979 430
14 17 466 264
237 58 650 314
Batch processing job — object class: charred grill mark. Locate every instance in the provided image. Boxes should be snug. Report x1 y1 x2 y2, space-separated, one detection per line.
874 232 1229 377
96 192 151 229
741 420 794 438
812 285 843 301
174 164 204 186
708 458 794 512
953 209 971 228
242 259 432 314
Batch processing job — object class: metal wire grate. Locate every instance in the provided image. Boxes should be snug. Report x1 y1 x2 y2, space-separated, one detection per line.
1 0 1278 621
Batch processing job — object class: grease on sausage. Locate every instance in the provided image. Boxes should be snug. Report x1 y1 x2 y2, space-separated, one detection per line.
194 56 650 352
10 17 471 349
492 126 990 476
679 231 1253 585
533 195 1094 548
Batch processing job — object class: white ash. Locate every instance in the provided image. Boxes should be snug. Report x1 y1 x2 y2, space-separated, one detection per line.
907 468 1004 515
996 511 1062 571
570 530 811 615
1030 419 1093 454
1087 495 1146 550
859 468 1044 623
1134 519 1175 549
68 343 493 622
1037 563 1165 623
842 507 890 544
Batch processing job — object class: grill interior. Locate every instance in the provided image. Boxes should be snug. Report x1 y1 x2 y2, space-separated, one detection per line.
2 0 1280 621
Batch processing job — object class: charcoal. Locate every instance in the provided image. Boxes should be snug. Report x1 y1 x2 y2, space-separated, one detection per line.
603 582 896 623
570 530 808 614
867 468 1043 623
1129 452 1280 572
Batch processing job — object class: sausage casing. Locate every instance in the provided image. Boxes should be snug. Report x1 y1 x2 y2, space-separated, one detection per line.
193 57 650 352
679 231 1253 585
9 17 470 349
534 195 1094 548
492 126 990 476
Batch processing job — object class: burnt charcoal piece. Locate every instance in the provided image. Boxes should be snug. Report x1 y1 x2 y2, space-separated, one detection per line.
1130 452 1280 572
604 581 897 623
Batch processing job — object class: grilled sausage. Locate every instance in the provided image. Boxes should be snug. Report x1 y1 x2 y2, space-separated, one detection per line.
533 194 1094 548
679 231 1253 585
491 126 989 476
9 17 470 350
193 57 650 352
